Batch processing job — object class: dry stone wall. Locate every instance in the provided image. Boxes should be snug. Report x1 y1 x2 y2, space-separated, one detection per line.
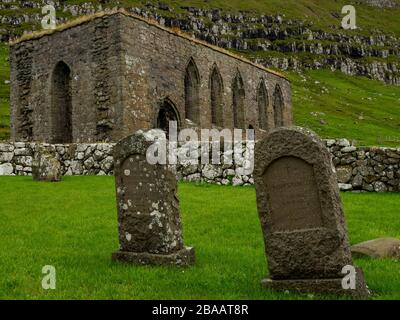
0 139 399 192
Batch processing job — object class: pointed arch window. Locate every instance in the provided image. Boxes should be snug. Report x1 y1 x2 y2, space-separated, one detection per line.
184 58 200 124
210 65 224 127
273 84 284 128
232 72 245 129
257 80 269 130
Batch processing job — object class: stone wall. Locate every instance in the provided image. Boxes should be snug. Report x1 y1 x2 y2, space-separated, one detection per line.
10 13 122 143
0 142 114 176
0 140 399 192
326 139 400 192
10 11 292 143
3 3 399 85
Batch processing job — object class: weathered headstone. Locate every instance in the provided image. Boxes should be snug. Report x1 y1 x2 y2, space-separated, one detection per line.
254 127 369 297
112 130 195 266
32 146 62 182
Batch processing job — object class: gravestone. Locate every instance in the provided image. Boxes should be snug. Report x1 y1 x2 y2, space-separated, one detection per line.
254 127 369 297
32 145 62 182
112 130 195 266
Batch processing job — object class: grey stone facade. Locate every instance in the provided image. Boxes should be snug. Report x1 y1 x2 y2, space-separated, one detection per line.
10 11 292 143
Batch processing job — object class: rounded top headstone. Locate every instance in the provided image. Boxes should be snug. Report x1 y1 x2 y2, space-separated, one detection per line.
254 126 353 279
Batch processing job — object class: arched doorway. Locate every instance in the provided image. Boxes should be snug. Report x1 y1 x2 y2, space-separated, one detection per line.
51 61 72 143
157 99 181 138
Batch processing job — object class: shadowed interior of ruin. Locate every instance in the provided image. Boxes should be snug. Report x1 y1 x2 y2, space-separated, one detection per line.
232 72 245 129
184 58 201 125
51 61 72 143
273 85 284 128
157 99 181 137
210 65 224 127
257 81 269 131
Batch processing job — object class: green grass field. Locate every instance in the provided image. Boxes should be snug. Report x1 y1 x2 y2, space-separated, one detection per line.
0 177 399 300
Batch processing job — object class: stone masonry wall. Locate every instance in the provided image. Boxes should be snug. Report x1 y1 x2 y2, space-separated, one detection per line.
10 14 123 143
3 3 400 85
10 12 292 143
0 140 399 192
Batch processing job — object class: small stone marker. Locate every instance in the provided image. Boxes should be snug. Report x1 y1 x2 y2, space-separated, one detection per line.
32 146 62 182
112 130 195 266
254 127 369 298
352 238 400 259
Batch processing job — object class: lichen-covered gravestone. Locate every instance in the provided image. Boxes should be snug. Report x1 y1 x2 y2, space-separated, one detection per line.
112 130 195 266
32 146 62 182
254 127 369 297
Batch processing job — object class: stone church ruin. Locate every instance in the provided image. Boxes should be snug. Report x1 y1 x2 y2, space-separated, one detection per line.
10 10 292 143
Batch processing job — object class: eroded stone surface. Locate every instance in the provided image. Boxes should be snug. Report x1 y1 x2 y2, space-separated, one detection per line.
32 146 62 182
254 127 368 297
351 238 400 258
112 130 195 266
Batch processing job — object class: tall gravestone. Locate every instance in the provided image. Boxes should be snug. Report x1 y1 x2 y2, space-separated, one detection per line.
112 130 195 266
254 127 369 297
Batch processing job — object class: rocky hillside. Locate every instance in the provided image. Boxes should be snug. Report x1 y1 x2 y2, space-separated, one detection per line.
1 0 400 84
0 1 400 145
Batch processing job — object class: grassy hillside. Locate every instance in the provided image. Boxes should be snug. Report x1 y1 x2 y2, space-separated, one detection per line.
1 0 400 38
289 69 400 147
0 41 399 145
134 0 400 36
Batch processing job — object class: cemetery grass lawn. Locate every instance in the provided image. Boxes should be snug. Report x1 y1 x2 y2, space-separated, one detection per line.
0 176 399 300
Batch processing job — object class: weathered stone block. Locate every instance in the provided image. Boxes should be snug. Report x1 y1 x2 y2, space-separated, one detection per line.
112 130 195 266
336 165 352 183
0 163 14 175
32 147 62 182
